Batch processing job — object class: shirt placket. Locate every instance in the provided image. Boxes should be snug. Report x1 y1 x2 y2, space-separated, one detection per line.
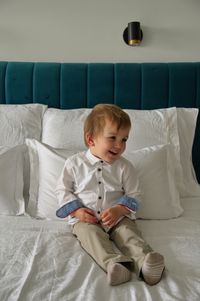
96 160 104 218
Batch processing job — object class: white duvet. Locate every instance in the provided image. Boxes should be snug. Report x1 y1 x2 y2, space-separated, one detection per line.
0 198 200 301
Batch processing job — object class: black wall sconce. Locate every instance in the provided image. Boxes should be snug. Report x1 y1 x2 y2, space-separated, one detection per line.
123 22 143 46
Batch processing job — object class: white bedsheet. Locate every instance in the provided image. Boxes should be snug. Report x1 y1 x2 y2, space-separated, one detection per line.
0 198 200 301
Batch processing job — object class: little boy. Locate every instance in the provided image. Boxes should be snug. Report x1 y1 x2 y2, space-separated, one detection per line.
55 104 165 286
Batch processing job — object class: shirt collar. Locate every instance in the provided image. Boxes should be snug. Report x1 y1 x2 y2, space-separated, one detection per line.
86 149 106 165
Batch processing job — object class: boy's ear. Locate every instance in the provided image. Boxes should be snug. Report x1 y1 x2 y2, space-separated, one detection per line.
86 134 95 146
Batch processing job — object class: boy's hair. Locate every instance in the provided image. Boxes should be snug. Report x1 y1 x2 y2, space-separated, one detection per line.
84 103 131 146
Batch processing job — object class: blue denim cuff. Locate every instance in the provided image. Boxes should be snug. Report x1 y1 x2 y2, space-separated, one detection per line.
117 196 139 212
56 199 85 218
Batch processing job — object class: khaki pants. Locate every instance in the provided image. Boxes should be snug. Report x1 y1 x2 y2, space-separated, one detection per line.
72 217 152 276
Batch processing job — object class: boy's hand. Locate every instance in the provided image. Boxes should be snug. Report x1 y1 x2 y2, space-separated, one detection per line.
71 208 98 224
100 205 129 228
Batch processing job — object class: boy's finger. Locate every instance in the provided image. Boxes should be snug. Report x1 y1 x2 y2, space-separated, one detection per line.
85 208 95 216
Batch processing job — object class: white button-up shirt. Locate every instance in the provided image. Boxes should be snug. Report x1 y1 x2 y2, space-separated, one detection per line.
55 149 141 224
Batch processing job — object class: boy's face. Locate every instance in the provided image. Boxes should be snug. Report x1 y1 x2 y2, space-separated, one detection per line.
87 119 130 163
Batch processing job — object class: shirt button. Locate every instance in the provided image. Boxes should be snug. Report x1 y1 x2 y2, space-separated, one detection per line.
98 196 102 199
97 210 101 214
100 160 103 163
98 181 101 184
98 168 101 172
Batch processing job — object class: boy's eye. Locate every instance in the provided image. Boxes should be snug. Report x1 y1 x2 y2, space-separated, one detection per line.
122 138 128 142
109 136 116 140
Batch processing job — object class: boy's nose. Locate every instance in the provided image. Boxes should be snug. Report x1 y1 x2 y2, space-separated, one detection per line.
114 141 123 148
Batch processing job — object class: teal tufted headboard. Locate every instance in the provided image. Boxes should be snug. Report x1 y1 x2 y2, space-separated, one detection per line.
0 61 199 182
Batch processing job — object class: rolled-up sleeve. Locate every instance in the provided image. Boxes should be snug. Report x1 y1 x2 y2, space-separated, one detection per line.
117 195 139 211
56 199 85 218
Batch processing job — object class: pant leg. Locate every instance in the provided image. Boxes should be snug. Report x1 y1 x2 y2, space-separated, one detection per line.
72 221 132 272
110 217 152 276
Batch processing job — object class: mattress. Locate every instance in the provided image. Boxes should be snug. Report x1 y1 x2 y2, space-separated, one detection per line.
1 197 200 301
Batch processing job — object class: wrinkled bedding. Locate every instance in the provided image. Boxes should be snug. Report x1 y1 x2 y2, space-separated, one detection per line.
0 198 200 301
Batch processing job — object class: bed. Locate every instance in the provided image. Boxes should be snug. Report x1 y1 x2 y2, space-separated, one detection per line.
0 61 200 301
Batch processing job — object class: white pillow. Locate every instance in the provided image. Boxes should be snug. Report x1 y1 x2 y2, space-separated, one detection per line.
0 145 25 216
0 103 47 204
42 108 90 149
0 103 47 146
125 107 179 153
26 139 80 219
124 107 183 193
42 107 183 189
42 107 179 152
176 108 200 197
124 144 183 219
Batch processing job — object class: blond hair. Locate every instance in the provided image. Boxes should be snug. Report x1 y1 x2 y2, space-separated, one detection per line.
84 104 131 146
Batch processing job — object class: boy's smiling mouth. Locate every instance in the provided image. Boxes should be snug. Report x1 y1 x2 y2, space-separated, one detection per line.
109 150 118 156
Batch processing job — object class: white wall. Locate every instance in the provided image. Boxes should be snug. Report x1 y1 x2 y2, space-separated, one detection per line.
1 0 200 62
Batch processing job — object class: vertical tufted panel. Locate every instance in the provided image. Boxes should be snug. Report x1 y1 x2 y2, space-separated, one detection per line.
60 63 87 109
33 63 60 107
169 63 196 107
196 63 200 107
5 62 34 103
115 63 141 109
141 63 169 109
0 62 7 104
87 63 114 107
